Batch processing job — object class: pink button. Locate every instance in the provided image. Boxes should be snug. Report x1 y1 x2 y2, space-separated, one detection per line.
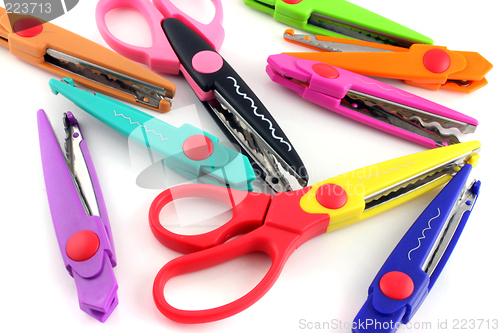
379 271 414 300
312 63 339 79
283 0 302 3
316 183 347 209
423 49 451 73
192 51 224 74
13 18 43 38
66 230 100 262
183 135 215 161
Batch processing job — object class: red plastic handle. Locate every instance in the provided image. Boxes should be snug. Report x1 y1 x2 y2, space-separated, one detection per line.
151 186 331 323
149 184 271 254
152 224 300 323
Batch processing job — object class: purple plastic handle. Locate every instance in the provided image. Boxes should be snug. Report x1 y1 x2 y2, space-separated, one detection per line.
37 110 118 322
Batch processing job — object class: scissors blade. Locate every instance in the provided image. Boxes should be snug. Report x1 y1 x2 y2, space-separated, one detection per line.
363 148 479 212
299 140 480 233
423 178 480 280
45 49 173 111
162 17 308 192
307 12 416 48
283 30 395 53
205 96 305 192
63 112 101 217
38 110 89 220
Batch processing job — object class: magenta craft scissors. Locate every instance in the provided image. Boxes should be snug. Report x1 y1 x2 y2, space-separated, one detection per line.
95 0 309 193
147 141 480 324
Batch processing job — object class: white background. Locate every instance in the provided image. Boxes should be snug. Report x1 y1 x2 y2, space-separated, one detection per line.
1 0 499 332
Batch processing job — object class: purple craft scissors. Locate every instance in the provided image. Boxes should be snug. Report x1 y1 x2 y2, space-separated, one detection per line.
37 110 118 322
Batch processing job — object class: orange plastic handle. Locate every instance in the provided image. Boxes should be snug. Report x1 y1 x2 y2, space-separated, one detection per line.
285 37 492 93
0 9 176 112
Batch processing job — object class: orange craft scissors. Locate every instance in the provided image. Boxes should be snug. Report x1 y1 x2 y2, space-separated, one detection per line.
283 30 493 93
0 7 175 112
148 141 479 323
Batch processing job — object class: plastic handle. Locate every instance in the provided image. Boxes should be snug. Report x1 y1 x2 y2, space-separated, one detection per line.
162 18 307 179
149 184 271 254
150 184 331 323
352 164 480 331
153 223 299 323
96 0 180 73
153 0 224 51
352 294 406 333
49 78 257 191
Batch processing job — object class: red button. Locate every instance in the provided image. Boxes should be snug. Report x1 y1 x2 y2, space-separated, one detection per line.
422 49 451 74
183 135 215 161
13 18 43 38
283 0 302 3
66 230 100 262
312 63 339 79
379 271 414 300
316 183 347 209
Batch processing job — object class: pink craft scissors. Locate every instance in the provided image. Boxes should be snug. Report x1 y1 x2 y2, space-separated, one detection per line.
96 0 224 76
147 141 480 324
96 0 309 192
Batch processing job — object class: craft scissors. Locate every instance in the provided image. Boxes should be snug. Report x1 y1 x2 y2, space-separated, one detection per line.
96 0 309 192
266 54 478 148
353 163 480 332
0 7 174 112
242 0 433 48
49 77 256 191
37 110 118 322
149 140 480 323
283 30 493 93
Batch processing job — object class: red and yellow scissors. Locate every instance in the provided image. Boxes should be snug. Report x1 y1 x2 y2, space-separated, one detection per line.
148 141 480 323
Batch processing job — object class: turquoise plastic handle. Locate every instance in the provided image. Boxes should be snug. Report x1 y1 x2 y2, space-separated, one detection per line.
49 78 255 191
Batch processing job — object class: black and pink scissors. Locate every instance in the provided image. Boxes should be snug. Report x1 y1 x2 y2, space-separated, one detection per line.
96 0 308 192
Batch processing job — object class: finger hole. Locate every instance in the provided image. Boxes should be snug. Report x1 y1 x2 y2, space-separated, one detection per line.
159 197 233 236
105 8 153 47
164 251 272 311
169 0 215 25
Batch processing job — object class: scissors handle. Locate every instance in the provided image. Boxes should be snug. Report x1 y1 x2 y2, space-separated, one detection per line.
154 0 224 51
149 184 271 254
96 0 177 73
153 224 298 323
151 185 331 323
95 0 224 74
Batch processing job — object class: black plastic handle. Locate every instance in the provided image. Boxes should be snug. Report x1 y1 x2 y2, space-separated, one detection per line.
162 18 308 183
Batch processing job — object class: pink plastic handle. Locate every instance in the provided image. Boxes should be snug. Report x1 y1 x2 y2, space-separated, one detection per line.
153 0 225 51
149 184 271 254
267 54 479 148
151 185 331 323
96 0 224 74
96 0 180 73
